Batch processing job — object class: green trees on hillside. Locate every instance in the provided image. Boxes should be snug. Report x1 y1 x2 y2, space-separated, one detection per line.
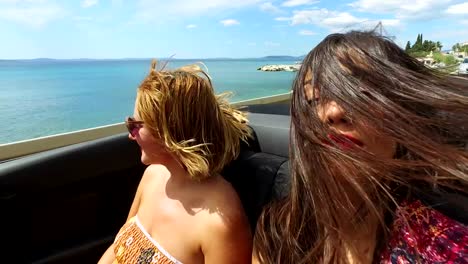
404 34 460 69
405 34 442 56
405 41 411 51
452 43 468 53
432 52 458 65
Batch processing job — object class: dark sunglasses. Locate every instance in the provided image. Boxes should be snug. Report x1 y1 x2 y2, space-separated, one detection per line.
125 117 144 136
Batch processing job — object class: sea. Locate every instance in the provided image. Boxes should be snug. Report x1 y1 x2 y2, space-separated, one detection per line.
0 58 297 144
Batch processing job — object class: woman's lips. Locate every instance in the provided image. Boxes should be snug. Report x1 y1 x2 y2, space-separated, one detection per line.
327 134 364 149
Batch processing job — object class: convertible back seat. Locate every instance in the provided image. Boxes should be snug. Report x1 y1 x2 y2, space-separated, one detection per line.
223 112 291 232
223 149 289 232
0 112 291 263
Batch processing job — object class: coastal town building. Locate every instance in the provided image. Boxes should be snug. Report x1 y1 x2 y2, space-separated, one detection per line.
451 41 468 58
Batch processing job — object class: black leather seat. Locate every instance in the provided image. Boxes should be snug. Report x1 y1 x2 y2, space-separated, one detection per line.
221 113 292 232
223 146 290 233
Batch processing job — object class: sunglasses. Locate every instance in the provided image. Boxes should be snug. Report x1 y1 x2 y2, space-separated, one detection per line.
125 117 144 136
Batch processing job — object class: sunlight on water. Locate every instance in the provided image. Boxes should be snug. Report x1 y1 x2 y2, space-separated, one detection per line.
0 59 296 144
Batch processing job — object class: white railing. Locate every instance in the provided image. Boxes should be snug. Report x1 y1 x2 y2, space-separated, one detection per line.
0 92 292 161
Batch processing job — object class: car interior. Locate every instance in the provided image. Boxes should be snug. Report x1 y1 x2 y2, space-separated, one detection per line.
0 103 291 264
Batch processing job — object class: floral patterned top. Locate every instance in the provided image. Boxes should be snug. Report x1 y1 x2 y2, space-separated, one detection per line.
113 216 183 264
379 199 468 264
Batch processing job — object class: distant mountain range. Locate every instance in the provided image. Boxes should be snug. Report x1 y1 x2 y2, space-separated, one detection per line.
1 55 306 61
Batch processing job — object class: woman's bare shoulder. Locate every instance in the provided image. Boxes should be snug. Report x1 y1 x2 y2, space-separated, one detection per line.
198 176 249 231
197 177 252 263
140 164 169 183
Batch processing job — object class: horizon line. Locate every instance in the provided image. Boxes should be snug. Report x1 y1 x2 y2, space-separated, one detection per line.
0 55 306 61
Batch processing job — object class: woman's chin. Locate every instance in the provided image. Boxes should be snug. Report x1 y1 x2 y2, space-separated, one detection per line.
139 150 167 165
140 154 152 165
141 159 151 165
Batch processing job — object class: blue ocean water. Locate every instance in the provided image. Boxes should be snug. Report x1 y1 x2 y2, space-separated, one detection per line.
0 59 296 144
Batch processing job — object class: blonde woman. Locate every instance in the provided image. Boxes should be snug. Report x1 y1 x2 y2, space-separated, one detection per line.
99 61 252 264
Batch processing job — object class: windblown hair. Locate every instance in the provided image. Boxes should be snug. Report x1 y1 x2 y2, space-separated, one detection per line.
136 60 251 180
254 31 468 263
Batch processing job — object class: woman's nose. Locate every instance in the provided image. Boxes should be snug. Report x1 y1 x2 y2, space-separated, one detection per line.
319 101 348 126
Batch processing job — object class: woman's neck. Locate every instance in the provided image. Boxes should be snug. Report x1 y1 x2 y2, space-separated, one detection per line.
345 212 380 264
154 155 215 198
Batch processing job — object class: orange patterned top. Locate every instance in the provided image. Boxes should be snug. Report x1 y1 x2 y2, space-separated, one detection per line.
113 216 183 264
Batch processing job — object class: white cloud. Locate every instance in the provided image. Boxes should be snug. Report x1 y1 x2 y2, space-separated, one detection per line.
349 0 454 20
299 29 316 35
264 41 280 46
282 8 401 32
379 19 401 27
0 4 64 28
275 16 291 21
260 2 283 14
282 0 319 7
319 12 364 28
137 0 262 20
220 19 240 26
186 24 197 29
446 2 468 14
356 19 402 34
81 0 98 8
290 9 364 28
461 19 468 25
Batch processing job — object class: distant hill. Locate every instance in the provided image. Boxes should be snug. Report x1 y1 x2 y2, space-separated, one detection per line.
262 55 305 60
31 58 57 61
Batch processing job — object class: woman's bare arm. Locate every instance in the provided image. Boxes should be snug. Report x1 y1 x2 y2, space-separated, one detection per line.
97 169 149 264
202 209 252 264
97 244 116 264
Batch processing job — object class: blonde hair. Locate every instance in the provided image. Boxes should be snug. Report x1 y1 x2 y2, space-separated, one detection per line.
136 60 252 180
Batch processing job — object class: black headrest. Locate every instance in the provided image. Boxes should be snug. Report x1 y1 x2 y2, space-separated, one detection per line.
414 188 468 225
272 160 290 201
223 150 289 232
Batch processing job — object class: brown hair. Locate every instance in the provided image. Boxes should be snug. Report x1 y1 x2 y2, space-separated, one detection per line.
136 60 252 180
254 31 468 263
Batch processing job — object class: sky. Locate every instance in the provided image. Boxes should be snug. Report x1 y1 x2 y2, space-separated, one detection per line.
0 0 467 59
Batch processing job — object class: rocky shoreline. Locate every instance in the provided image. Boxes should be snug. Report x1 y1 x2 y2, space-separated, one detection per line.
257 64 301 72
